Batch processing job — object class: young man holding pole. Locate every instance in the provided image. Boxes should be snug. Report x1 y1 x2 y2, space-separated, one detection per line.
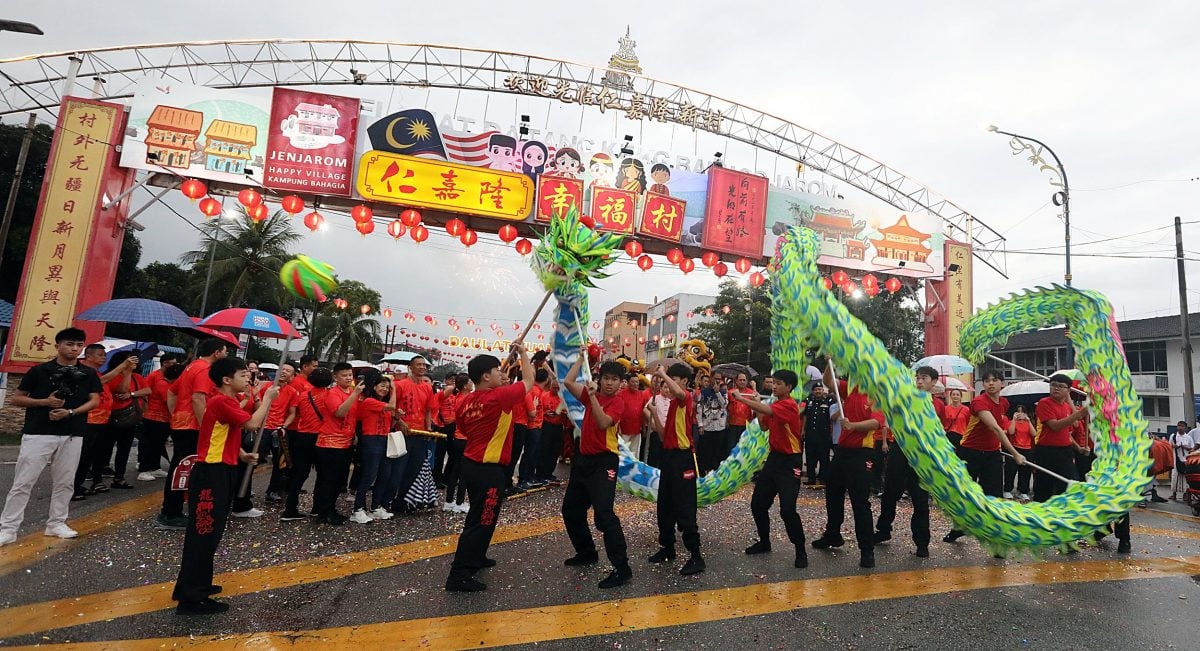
1031 374 1089 502
647 363 705 576
873 366 935 558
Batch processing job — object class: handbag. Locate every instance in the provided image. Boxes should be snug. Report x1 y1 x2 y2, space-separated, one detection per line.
386 430 408 458
109 376 144 428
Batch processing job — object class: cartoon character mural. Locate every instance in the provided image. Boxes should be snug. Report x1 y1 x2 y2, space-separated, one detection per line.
648 163 671 196
520 140 549 183
587 152 615 192
618 157 647 197
550 147 583 178
485 133 519 171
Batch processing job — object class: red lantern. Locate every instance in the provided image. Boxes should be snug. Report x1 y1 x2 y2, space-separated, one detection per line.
701 251 720 268
865 284 880 297
823 277 834 290
666 248 685 264
425 315 434 323
722 305 731 314
460 229 478 247
579 214 596 229
862 273 878 291
679 258 695 274
592 322 599 329
842 280 858 294
355 220 375 236
749 271 765 287
713 262 728 277
637 254 653 271
515 238 533 255
303 211 325 232
360 304 371 314
410 224 429 243
383 308 393 319
198 197 222 218
237 188 262 208
624 240 643 258
735 257 752 274
498 224 518 243
467 318 475 326
886 277 903 293
399 208 422 227
831 270 849 286
445 218 466 237
248 203 269 222
350 204 373 224
180 179 207 201
387 219 406 239
281 195 305 215
686 312 694 319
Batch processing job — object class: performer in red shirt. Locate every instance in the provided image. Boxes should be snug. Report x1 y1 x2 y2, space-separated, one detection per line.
258 361 299 503
874 366 936 558
647 363 705 576
445 344 533 592
813 362 886 568
440 374 473 512
1004 404 1035 499
281 367 334 522
137 354 180 481
1032 374 1089 502
561 355 632 589
313 363 362 525
515 368 550 491
388 356 435 512
941 389 971 448
350 372 398 523
158 339 226 530
617 375 648 460
732 369 809 569
173 357 276 615
943 370 1026 544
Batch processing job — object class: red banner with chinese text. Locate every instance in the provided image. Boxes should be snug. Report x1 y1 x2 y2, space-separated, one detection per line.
638 192 687 243
702 167 768 258
264 88 359 196
535 175 584 222
2 97 132 371
924 240 973 358
589 186 637 234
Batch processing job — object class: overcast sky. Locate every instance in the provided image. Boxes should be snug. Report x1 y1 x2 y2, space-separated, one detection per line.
3 1 1199 349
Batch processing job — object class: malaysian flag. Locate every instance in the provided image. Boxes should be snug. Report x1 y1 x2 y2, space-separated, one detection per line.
443 130 495 165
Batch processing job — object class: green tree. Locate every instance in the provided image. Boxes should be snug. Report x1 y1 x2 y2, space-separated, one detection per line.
0 123 54 301
305 280 383 361
181 209 301 312
842 287 925 366
429 362 464 381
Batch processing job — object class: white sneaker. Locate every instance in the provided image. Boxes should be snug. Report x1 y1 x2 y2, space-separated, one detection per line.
344 494 355 503
44 524 78 539
231 508 265 519
137 472 157 482
350 509 373 524
370 507 394 520
455 502 470 514
442 501 457 512
1019 493 1031 501
0 531 16 546
151 469 169 478
1003 491 1013 499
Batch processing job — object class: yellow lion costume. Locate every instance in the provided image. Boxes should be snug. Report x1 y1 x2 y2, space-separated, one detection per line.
676 339 715 382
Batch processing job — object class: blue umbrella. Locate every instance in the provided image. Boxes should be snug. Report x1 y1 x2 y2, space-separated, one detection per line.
77 298 196 329
104 342 160 373
913 354 975 376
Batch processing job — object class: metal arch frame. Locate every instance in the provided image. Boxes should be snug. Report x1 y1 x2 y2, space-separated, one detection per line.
0 38 1006 276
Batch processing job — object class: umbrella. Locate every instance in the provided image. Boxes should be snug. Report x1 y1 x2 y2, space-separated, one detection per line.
104 341 159 369
188 317 244 349
1000 380 1050 402
380 350 420 364
644 357 682 372
198 308 301 339
934 377 973 395
913 354 974 376
712 362 754 379
1051 369 1086 382
77 298 197 329
346 359 373 368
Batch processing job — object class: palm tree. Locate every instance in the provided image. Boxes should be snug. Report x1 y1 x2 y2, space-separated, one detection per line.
307 310 382 361
182 209 301 311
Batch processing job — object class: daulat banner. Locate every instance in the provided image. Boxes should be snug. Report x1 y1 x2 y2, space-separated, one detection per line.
264 88 360 196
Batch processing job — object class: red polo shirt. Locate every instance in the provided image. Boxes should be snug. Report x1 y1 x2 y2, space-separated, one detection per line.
579 388 625 455
459 383 528 465
764 397 804 454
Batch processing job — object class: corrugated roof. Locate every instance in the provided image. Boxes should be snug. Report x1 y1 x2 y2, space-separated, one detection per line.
147 105 203 133
0 299 13 327
993 312 1200 352
811 213 856 230
877 215 929 238
204 120 258 144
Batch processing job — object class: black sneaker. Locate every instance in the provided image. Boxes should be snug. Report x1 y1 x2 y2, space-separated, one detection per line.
598 566 633 589
915 545 930 558
445 576 487 592
264 492 283 504
1151 494 1168 503
479 557 497 569
110 479 134 489
176 598 229 615
859 552 876 568
71 490 87 502
647 547 676 563
680 555 706 575
744 540 772 555
1117 539 1131 554
811 535 845 549
872 530 892 544
155 515 188 530
564 552 599 566
318 514 347 526
794 552 809 569
943 531 964 543
172 585 222 601
280 511 306 522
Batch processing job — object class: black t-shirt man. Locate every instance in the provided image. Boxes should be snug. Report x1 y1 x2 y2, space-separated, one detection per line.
18 360 101 436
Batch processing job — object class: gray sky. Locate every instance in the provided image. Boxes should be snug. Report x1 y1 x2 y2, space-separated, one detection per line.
4 1 1199 348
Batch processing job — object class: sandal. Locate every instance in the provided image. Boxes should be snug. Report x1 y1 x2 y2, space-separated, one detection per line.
71 492 87 501
90 483 109 494
111 480 133 489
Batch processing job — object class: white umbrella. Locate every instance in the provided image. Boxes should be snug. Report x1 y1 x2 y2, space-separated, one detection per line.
346 359 373 368
1000 380 1050 398
380 350 420 364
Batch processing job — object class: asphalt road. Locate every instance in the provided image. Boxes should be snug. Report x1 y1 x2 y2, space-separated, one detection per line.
0 446 1198 650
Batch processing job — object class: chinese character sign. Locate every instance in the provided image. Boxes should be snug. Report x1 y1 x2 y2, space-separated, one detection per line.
264 88 360 196
535 175 584 222
355 151 534 220
945 241 973 356
5 98 121 366
638 192 687 243
590 186 637 234
702 167 768 258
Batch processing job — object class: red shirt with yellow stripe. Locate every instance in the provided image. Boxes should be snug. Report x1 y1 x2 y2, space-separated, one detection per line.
579 388 626 455
459 383 528 465
763 397 805 454
662 392 696 451
1034 397 1075 447
195 393 251 466
960 394 1009 452
834 380 885 449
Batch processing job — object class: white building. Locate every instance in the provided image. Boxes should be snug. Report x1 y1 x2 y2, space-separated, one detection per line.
644 293 719 361
984 312 1200 434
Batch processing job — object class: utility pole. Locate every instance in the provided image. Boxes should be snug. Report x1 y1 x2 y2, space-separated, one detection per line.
0 113 38 273
1176 217 1197 426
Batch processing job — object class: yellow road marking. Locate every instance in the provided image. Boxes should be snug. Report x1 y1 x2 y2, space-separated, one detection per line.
0 500 651 640
12 554 1200 651
0 490 161 577
1139 507 1200 524
1129 525 1200 541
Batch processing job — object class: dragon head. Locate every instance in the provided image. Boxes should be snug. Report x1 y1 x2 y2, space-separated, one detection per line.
532 207 625 296
677 339 715 381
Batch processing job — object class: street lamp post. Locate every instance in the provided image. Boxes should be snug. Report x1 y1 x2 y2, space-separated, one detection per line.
986 124 1072 366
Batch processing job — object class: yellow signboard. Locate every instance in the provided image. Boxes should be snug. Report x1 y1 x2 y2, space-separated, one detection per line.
355 151 534 220
946 241 973 356
7 99 119 364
